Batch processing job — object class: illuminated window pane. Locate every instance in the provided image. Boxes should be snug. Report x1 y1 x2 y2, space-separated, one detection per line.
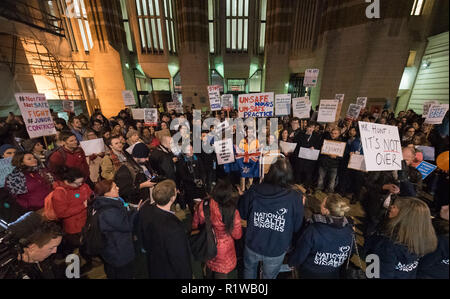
244 0 249 16
208 0 214 19
227 0 231 16
249 70 262 92
152 79 170 91
151 19 158 49
120 0 128 19
166 20 171 51
85 20 93 49
411 0 425 15
232 0 237 16
154 0 160 16
78 19 89 51
232 19 237 49
136 0 142 15
244 19 248 50
226 19 231 49
260 0 267 20
143 0 148 15
238 19 242 50
171 22 176 52
259 22 265 53
209 23 214 53
124 23 133 52
238 0 243 16
168 0 173 18
157 20 164 50
139 19 145 48
145 19 152 48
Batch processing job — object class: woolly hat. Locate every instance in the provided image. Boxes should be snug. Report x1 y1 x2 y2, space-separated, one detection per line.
132 142 150 158
0 144 15 156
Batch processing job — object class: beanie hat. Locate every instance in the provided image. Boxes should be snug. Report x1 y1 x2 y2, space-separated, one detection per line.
132 142 150 158
0 144 15 157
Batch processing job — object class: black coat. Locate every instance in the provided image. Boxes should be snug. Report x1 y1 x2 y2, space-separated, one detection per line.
149 145 177 182
93 196 137 267
176 155 207 199
292 132 322 164
115 160 152 204
138 203 192 279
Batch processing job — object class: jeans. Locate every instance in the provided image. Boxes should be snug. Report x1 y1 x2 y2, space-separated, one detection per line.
317 167 338 192
244 246 286 279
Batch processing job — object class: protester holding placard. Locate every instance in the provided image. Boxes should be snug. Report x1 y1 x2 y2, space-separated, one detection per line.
292 122 322 189
317 128 344 193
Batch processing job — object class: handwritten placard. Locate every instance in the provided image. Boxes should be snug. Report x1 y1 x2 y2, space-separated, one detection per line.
238 92 274 118
348 153 366 172
214 139 235 165
221 94 233 111
358 122 403 171
299 147 320 160
425 104 449 125
208 85 221 111
275 94 292 116
144 108 158 126
356 97 367 108
292 97 311 119
346 104 362 121
321 140 346 157
317 99 339 123
131 109 145 120
122 90 136 106
304 69 319 87
15 93 57 138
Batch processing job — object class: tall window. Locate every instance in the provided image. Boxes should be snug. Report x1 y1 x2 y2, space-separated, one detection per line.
163 0 177 54
210 69 224 92
208 0 215 54
120 0 134 52
226 0 249 52
249 70 262 92
56 0 78 51
74 0 94 53
136 0 164 54
411 0 425 16
259 0 266 54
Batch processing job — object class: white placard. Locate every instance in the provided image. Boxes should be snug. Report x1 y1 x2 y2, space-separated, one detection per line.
166 102 184 113
346 104 362 120
221 94 233 111
415 145 435 161
422 101 440 118
208 85 222 111
304 69 319 87
80 138 106 156
292 97 311 119
358 122 403 171
299 147 320 160
275 94 292 116
335 94 345 102
348 153 366 172
144 108 158 126
321 140 346 157
317 99 339 123
214 139 235 165
62 101 74 113
15 93 57 138
279 141 297 154
122 90 136 106
238 92 274 118
131 108 145 120
425 104 449 124
356 97 367 108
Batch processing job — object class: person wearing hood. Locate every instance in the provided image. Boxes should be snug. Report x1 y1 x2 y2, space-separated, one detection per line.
52 167 93 255
5 152 53 212
238 157 304 279
114 142 156 204
288 194 354 279
92 180 140 279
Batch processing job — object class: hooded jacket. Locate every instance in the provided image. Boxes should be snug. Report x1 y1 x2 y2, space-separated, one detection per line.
93 196 137 267
365 234 420 279
239 183 304 257
52 181 92 234
288 216 354 279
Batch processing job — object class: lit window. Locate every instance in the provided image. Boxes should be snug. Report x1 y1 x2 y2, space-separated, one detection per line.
259 0 266 54
55 0 78 51
120 0 134 52
152 78 170 91
74 0 93 52
226 0 249 52
227 79 246 92
411 0 425 16
163 0 177 54
208 0 215 54
136 0 164 53
249 70 262 92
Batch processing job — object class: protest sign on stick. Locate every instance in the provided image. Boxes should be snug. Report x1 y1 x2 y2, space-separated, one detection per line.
221 94 233 111
238 92 274 118
304 69 319 87
317 99 339 123
144 108 158 126
292 97 311 119
346 104 362 121
131 109 145 120
275 94 292 116
356 97 367 108
425 104 449 125
358 122 403 171
208 85 222 111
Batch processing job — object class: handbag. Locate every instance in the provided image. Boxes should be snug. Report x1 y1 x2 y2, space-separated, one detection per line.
342 230 366 279
189 199 217 262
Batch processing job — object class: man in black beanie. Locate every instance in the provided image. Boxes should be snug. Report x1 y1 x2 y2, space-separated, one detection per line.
114 143 156 204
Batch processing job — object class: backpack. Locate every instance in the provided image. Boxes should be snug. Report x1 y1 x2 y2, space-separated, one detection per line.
43 187 66 221
189 199 217 262
81 203 114 256
45 146 66 167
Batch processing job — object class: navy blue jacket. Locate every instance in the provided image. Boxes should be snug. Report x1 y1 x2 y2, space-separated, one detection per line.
239 184 304 257
365 234 420 279
417 234 449 279
93 196 137 267
288 219 354 279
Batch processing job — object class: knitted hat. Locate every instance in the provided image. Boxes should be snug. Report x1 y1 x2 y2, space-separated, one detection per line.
22 139 40 153
132 142 150 158
0 144 15 156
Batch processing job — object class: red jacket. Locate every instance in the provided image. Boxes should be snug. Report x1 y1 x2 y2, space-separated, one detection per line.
52 181 92 234
48 147 90 180
192 198 242 274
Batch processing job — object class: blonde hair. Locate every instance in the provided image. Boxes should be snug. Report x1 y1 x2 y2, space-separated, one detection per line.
325 194 350 217
152 179 176 206
305 191 328 215
385 197 437 256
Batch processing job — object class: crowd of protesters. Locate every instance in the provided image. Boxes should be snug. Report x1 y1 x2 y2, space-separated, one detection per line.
0 102 448 279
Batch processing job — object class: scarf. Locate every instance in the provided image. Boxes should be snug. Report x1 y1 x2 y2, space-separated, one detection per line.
6 166 53 196
309 214 349 228
108 150 126 171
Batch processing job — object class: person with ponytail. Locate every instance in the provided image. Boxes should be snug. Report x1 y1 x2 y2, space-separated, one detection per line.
192 179 243 279
365 197 438 279
288 193 354 279
5 152 53 212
